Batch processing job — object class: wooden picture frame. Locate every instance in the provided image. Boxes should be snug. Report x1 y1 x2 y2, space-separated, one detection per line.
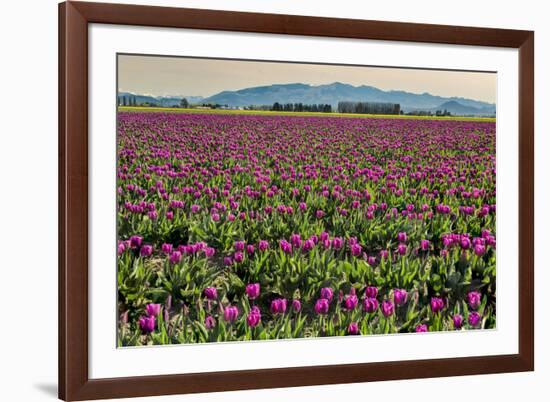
59 1 534 400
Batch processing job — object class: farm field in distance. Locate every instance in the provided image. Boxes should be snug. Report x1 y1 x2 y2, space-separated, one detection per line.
117 109 496 346
118 106 496 122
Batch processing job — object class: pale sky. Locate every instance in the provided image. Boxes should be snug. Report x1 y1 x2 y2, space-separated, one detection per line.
118 54 496 103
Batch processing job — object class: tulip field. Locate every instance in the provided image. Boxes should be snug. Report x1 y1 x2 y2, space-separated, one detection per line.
117 110 496 346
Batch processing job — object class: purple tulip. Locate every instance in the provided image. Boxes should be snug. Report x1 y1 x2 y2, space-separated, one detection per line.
467 291 481 310
279 239 292 254
223 305 239 322
320 287 334 301
129 235 143 249
205 315 216 330
393 289 408 306
145 303 161 317
365 286 378 299
381 300 395 317
453 314 464 329
351 243 362 256
246 244 255 255
234 240 245 252
292 299 301 312
316 210 325 219
117 242 126 255
161 243 173 255
138 315 155 334
246 306 261 327
302 239 315 252
314 298 330 314
468 311 481 327
430 297 445 313
140 244 153 257
347 322 360 335
234 251 244 263
258 240 269 252
203 287 218 300
169 250 182 264
397 232 407 243
415 324 428 333
363 297 379 313
332 237 344 250
290 233 302 248
204 247 215 257
270 298 287 314
223 256 233 266
343 294 359 310
473 244 486 256
245 283 260 300
397 243 407 255
460 236 471 250
420 239 430 251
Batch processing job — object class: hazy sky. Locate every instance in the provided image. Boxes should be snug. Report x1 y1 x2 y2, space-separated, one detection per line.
118 54 496 103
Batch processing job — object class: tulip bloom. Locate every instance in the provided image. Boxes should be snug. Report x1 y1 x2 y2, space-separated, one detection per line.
343 294 359 310
365 286 378 299
415 324 428 333
129 235 143 249
270 298 287 314
393 289 408 306
223 305 239 322
320 287 334 301
234 251 244 263
203 287 218 300
245 283 260 300
397 232 407 243
397 243 407 256
205 315 216 330
420 239 430 251
467 291 481 310
381 300 395 317
161 243 173 255
140 244 153 257
258 240 269 251
234 240 245 252
292 299 301 313
279 239 292 254
473 244 486 256
246 306 261 327
468 311 481 327
314 298 330 314
347 322 360 335
430 297 445 313
169 250 182 264
351 243 362 256
453 314 464 329
332 237 344 250
138 315 155 334
145 303 161 317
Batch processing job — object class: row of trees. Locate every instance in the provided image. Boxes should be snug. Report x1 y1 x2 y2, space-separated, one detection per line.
337 101 401 115
119 96 139 107
271 102 332 113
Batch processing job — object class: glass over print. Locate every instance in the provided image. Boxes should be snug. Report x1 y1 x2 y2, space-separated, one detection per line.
116 54 497 347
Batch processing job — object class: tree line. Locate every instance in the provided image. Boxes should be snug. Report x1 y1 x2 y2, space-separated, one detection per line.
337 101 401 115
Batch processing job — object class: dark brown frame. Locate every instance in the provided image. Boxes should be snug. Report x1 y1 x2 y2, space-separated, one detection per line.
59 1 534 400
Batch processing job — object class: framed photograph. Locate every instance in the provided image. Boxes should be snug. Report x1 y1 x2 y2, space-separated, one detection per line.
59 1 534 400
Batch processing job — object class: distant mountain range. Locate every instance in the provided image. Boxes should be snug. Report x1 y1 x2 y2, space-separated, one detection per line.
118 92 204 107
120 82 496 116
